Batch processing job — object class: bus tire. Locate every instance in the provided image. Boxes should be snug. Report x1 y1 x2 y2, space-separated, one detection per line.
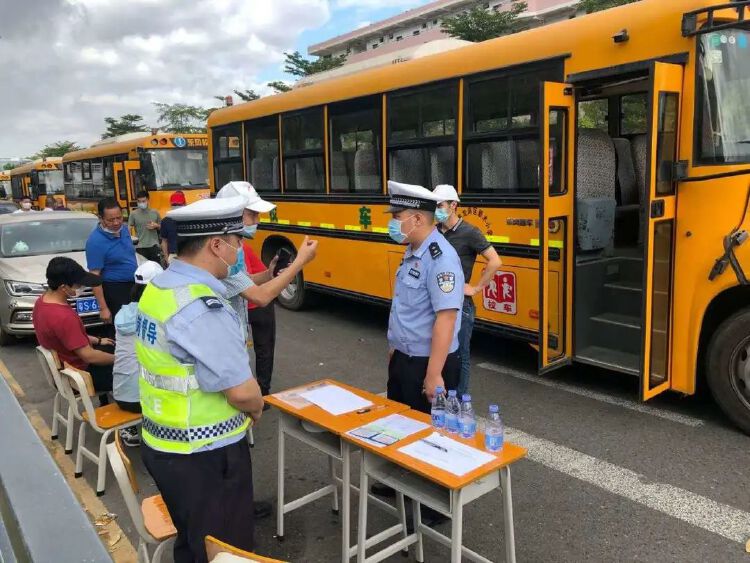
706 307 750 435
276 249 307 311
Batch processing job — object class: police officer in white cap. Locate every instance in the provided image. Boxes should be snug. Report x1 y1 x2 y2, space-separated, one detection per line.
135 196 316 562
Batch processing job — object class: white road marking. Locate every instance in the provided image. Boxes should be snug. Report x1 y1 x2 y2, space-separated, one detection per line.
477 362 704 427
507 427 750 544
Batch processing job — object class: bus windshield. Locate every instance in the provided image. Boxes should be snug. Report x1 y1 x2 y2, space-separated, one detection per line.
38 170 65 195
143 149 209 190
697 29 750 164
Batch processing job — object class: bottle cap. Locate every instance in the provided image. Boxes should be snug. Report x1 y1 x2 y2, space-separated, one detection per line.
462 394 471 402
435 386 444 393
489 404 499 413
448 390 457 397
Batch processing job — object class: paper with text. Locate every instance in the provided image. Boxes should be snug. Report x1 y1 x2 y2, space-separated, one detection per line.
346 414 429 448
398 432 495 476
299 384 373 415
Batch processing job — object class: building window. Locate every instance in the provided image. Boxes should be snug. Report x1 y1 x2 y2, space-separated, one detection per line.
388 33 394 39
282 108 325 193
413 30 420 36
433 19 438 24
245 116 280 192
422 23 427 29
396 36 403 41
380 37 384 43
372 44 379 49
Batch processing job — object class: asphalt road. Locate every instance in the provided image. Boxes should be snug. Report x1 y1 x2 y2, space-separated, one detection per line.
2 294 749 562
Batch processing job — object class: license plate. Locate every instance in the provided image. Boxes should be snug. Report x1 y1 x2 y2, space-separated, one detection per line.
76 297 100 314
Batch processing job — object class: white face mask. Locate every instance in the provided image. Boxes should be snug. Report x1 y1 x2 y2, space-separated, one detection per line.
21 202 32 210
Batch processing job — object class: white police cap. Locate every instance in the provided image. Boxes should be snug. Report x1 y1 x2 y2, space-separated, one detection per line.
166 196 245 237
387 180 440 213
433 184 460 203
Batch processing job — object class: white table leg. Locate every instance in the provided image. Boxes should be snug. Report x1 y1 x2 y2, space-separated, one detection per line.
501 466 516 563
276 414 286 540
412 499 424 563
330 455 340 514
356 454 369 563
451 488 463 563
341 440 351 561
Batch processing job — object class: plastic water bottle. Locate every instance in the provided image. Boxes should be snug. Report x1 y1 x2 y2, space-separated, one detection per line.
445 390 460 434
459 394 477 439
430 386 446 429
485 404 504 452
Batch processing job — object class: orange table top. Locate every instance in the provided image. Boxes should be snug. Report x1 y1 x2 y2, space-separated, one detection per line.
265 379 409 434
342 410 527 490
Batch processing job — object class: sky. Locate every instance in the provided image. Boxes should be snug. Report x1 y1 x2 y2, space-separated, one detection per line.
0 0 432 159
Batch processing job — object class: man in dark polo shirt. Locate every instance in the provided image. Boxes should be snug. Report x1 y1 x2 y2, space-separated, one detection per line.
86 198 138 334
433 184 502 397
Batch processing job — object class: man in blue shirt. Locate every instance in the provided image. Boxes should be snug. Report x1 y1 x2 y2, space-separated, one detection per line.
386 181 464 413
86 198 138 334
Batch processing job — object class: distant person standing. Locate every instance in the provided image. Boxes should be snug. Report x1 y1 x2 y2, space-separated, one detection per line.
129 190 162 263
159 191 186 266
86 198 138 330
43 199 55 212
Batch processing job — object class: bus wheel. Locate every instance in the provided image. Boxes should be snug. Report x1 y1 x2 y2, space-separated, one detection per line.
276 255 306 311
707 308 750 435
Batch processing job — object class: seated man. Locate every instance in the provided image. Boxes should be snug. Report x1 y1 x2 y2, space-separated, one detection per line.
33 257 115 403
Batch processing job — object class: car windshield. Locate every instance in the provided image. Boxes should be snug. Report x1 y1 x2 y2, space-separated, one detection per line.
38 170 65 195
144 149 208 190
697 29 750 164
0 218 97 257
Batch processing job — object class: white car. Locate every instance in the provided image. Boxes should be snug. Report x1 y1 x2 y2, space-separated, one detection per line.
0 211 103 345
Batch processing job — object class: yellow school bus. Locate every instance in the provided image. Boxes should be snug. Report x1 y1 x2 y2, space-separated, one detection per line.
9 158 65 208
61 133 210 218
208 0 750 433
0 172 10 199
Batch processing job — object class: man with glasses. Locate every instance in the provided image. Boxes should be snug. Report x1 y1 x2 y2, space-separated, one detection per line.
85 198 138 333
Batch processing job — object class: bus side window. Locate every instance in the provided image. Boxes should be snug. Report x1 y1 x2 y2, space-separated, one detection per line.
246 116 280 193
213 125 244 188
282 109 325 193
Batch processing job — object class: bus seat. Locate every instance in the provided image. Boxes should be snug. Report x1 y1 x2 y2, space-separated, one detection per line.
430 146 454 188
630 134 649 244
330 151 348 192
295 158 322 192
481 141 518 191
250 158 273 191
613 138 638 206
576 128 617 251
516 139 540 191
390 149 425 186
354 149 380 192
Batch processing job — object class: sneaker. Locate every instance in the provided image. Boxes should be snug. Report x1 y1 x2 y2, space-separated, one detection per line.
119 426 141 447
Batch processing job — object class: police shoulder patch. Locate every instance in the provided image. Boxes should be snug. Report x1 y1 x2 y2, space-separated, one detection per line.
436 272 456 293
429 242 442 259
200 296 224 309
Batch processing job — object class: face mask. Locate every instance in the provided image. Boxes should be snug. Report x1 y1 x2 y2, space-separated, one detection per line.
242 224 258 239
103 225 120 235
21 202 32 210
137 202 148 210
388 215 416 245
435 208 451 224
219 239 243 277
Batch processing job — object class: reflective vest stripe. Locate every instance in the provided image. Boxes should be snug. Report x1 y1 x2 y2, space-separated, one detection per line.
142 413 247 443
141 367 199 393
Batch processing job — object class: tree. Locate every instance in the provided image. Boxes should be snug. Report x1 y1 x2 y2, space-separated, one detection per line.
30 140 82 159
283 50 346 78
214 89 261 105
267 81 292 94
577 0 639 14
102 114 149 139
441 2 527 42
153 103 211 134
3 163 16 170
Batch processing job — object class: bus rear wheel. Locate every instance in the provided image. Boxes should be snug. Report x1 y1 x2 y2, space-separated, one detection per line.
706 308 750 435
276 252 307 311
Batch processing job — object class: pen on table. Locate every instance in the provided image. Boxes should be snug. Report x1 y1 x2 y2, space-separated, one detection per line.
357 405 386 414
421 439 448 453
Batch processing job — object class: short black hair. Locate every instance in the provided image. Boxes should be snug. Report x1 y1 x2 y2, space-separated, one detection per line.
98 197 120 218
46 257 102 290
136 190 149 200
177 235 209 257
20 196 31 201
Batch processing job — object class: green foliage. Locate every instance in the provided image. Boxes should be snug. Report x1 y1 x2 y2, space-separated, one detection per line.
3 163 17 170
441 2 527 42
30 140 82 159
153 103 211 134
267 81 292 94
102 114 149 139
214 89 261 105
283 50 346 78
577 0 639 14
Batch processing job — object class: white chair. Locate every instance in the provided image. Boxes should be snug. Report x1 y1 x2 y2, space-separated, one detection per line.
60 365 142 496
36 346 81 454
107 433 176 563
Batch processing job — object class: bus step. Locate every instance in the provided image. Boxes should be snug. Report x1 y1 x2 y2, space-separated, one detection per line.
590 312 642 330
576 346 639 375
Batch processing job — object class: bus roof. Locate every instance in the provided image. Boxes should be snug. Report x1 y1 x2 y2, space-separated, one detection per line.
9 158 62 177
208 0 719 128
62 133 208 163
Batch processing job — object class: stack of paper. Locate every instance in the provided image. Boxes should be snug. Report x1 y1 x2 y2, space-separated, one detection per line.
346 414 429 448
299 384 373 415
398 432 495 476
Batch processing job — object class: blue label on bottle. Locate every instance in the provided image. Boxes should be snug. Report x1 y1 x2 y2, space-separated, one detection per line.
445 414 458 432
431 411 445 428
485 433 504 452
460 420 477 438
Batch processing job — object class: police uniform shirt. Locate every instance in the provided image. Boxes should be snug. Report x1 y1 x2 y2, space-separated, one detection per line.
388 227 465 357
150 259 253 451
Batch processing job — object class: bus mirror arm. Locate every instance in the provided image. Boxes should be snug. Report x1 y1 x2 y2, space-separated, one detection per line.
709 230 749 284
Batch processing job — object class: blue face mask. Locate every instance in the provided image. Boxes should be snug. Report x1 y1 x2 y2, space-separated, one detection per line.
242 224 258 239
227 244 246 277
435 207 451 224
388 215 415 245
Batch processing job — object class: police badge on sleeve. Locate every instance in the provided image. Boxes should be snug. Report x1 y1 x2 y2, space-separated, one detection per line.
436 272 456 293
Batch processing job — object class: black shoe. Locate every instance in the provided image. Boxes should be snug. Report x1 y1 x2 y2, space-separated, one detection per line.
370 483 395 498
420 506 448 527
254 500 272 519
119 427 141 448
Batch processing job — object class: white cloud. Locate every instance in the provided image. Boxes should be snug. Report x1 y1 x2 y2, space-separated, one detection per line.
0 0 331 156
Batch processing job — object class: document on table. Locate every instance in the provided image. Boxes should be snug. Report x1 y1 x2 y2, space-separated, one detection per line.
398 432 496 476
272 382 328 409
346 414 430 448
299 383 373 415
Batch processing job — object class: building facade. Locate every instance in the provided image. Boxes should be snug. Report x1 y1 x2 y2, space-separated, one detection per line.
309 0 579 65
